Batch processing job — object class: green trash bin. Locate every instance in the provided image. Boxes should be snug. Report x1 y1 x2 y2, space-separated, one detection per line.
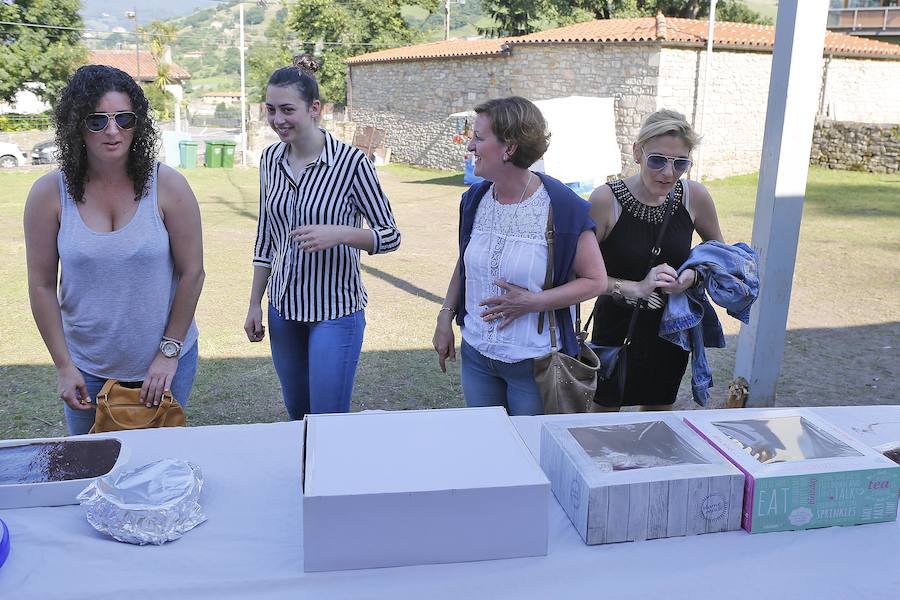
205 141 223 168
220 140 237 168
178 140 198 169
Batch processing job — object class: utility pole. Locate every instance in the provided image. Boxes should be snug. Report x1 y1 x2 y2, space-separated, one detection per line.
444 0 465 41
126 9 140 83
693 0 717 182
239 2 248 167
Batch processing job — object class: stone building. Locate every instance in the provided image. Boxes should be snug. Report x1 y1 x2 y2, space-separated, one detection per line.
345 16 900 180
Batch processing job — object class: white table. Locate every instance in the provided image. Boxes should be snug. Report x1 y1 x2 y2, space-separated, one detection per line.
2 406 900 599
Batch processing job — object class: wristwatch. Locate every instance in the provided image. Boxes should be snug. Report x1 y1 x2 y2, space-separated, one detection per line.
159 337 183 359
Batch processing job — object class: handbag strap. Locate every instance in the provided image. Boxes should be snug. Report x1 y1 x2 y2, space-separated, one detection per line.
96 378 118 403
537 208 583 351
584 186 678 345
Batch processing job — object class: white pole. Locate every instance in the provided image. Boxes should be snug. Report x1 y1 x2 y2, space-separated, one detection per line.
694 0 716 182
239 2 248 167
445 0 450 40
734 0 829 407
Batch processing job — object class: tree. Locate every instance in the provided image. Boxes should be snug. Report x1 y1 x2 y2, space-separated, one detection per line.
481 0 769 37
0 0 87 105
267 0 429 104
244 6 265 26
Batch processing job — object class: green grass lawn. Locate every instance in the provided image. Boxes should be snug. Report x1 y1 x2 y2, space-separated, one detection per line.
1 165 898 439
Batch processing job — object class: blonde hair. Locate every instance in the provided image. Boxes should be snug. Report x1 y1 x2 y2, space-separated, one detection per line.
636 109 700 151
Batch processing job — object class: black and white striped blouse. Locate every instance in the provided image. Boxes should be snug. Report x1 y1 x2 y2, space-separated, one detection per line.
253 130 400 321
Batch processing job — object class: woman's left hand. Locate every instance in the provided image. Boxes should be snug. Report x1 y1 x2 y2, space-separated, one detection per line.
479 279 538 329
659 268 697 295
141 353 179 407
289 225 348 252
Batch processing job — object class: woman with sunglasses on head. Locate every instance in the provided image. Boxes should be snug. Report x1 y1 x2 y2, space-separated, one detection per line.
588 109 723 411
24 65 204 435
244 55 400 420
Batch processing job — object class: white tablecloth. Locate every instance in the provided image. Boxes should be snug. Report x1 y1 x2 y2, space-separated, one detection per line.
3 406 900 599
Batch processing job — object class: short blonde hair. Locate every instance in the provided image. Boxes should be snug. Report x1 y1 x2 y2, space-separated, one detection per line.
636 109 701 151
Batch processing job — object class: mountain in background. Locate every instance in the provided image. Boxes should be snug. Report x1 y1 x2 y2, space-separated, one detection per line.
80 0 216 31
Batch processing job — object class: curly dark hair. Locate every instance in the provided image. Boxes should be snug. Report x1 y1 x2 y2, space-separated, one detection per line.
54 65 158 203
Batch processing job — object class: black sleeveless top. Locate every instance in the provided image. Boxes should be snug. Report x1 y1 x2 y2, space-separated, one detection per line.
591 179 694 406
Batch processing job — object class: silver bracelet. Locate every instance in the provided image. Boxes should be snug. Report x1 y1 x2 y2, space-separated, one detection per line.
439 307 456 316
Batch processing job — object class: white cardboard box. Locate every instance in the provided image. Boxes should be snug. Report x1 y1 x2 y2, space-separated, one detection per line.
0 435 129 508
301 407 550 572
541 413 744 545
685 408 900 533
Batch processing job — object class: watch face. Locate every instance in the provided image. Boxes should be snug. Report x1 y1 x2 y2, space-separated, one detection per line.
161 340 179 358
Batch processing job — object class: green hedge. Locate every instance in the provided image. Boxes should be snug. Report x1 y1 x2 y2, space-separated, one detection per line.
0 112 52 132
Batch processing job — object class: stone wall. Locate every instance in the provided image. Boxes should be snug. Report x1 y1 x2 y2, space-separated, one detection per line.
821 57 900 124
349 43 661 173
657 47 772 180
349 42 900 178
810 120 900 174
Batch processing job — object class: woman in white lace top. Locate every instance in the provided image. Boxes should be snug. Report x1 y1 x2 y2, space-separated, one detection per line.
432 97 607 415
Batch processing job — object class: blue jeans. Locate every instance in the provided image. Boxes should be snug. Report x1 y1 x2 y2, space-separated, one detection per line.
460 339 543 416
64 342 199 436
268 304 365 420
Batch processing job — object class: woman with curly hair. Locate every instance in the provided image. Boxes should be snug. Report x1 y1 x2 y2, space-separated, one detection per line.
24 64 205 435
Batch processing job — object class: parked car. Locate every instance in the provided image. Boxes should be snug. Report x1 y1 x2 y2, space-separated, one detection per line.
31 139 58 165
0 141 27 168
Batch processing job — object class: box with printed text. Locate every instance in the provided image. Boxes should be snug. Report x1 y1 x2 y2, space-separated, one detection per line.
684 408 900 533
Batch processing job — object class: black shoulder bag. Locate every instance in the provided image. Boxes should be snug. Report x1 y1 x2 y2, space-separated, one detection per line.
586 190 676 408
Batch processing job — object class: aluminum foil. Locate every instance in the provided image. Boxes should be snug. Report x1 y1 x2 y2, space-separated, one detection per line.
713 416 862 465
569 421 710 471
76 459 206 546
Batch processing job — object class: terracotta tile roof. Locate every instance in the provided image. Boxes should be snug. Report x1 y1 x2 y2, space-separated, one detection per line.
346 16 900 65
345 38 512 65
89 50 191 81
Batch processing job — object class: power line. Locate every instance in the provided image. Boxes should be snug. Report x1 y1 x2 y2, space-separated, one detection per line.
0 21 398 47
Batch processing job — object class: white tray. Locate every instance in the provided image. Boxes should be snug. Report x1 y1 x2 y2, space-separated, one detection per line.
0 435 130 508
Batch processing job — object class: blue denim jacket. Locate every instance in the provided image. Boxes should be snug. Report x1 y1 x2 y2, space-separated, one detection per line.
659 241 759 406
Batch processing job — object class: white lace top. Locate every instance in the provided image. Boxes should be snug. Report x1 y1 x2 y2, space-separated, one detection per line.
462 182 553 362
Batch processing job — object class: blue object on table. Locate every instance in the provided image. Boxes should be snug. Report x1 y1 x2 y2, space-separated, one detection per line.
0 517 10 569
463 155 484 185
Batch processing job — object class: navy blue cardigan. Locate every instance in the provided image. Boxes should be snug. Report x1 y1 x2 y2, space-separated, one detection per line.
455 171 596 357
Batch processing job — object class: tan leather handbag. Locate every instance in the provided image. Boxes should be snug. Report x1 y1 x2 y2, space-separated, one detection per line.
89 379 186 434
533 209 601 414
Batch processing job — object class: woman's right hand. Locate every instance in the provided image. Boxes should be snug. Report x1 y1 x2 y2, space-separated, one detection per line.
244 304 266 342
432 314 456 373
638 263 679 298
57 364 91 411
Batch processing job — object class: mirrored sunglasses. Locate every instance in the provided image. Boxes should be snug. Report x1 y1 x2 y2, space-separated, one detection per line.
84 111 137 133
645 153 692 174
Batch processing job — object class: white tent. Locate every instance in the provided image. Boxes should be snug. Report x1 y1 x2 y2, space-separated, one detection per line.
450 96 621 188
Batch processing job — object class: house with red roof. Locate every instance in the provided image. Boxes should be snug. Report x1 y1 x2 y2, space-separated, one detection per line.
345 15 900 179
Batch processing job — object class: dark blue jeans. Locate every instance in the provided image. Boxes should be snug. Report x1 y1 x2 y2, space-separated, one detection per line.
268 304 365 420
460 339 544 416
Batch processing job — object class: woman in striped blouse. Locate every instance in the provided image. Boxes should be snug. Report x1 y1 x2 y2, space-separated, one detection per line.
244 55 400 419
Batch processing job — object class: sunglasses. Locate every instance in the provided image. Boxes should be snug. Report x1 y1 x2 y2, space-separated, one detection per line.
642 149 692 174
84 111 138 133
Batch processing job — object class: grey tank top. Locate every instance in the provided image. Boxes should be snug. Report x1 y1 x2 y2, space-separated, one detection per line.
57 165 199 381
